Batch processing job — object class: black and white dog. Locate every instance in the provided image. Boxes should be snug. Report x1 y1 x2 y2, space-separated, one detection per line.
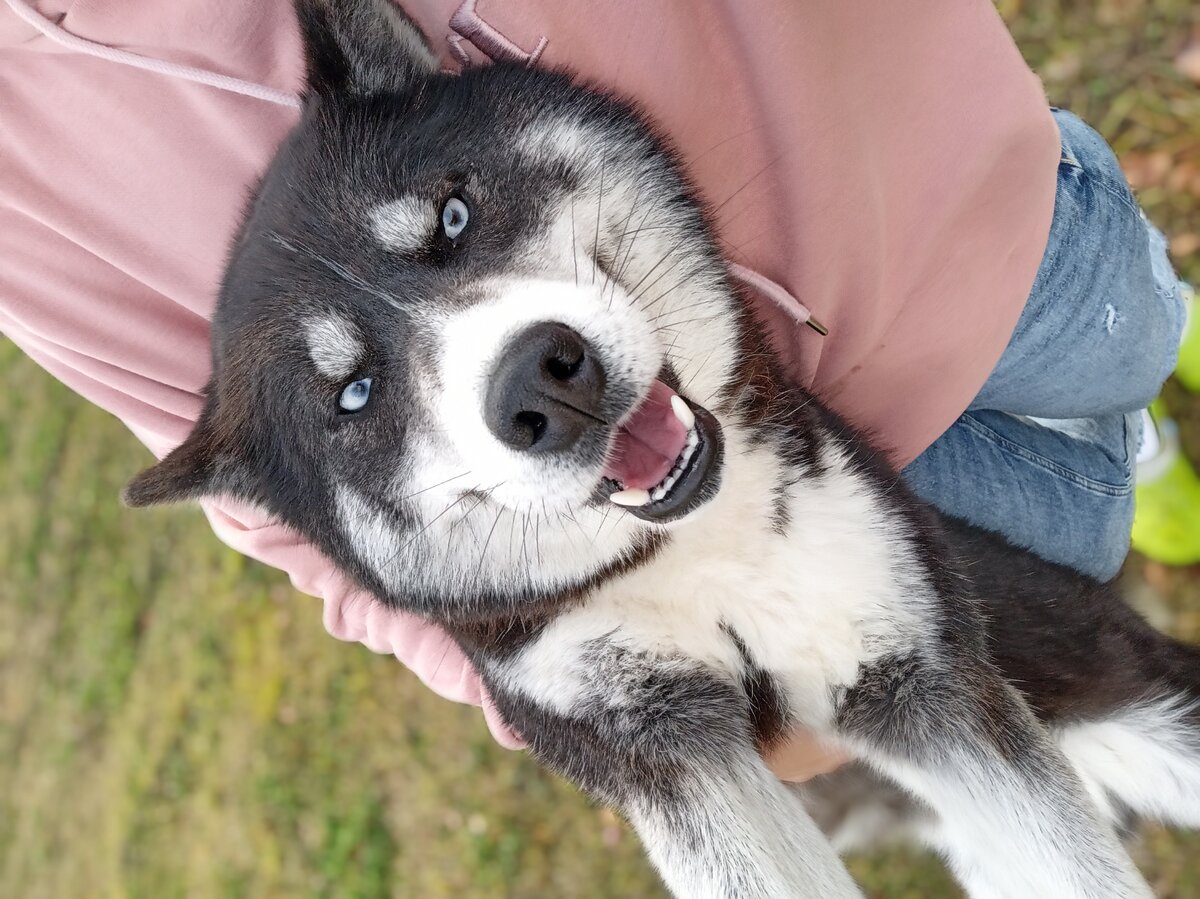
125 2 1200 895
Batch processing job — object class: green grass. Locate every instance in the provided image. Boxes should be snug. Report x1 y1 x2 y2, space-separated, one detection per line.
2 2 1200 896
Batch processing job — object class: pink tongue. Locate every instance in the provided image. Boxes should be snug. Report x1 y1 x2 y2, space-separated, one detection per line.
603 380 689 490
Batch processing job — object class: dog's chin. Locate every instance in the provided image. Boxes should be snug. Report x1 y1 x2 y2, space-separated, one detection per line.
591 398 726 525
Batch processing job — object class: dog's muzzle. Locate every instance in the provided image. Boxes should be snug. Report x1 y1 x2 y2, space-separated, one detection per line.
483 321 725 523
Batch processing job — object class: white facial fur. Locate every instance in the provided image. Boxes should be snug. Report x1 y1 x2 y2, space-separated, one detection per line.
336 117 741 606
435 277 660 508
304 315 363 380
369 196 436 253
332 273 665 607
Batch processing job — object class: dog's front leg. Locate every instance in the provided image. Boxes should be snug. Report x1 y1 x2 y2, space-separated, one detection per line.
486 649 862 899
625 741 864 899
839 653 1152 899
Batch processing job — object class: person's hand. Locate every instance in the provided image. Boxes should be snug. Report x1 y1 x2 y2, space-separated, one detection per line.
765 729 851 782
320 583 528 749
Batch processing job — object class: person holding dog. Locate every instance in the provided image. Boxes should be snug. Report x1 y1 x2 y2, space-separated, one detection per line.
1 0 1195 786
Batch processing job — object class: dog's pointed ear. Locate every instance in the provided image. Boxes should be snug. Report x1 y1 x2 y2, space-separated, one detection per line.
122 414 254 509
295 0 439 99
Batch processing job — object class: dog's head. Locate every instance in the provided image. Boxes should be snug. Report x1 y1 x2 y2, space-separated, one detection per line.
126 0 755 618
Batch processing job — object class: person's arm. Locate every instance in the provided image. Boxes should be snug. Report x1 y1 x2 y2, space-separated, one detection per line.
201 497 524 747
0 314 523 747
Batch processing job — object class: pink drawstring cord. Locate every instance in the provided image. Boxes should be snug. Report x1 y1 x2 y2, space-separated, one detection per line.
728 262 828 336
3 0 302 109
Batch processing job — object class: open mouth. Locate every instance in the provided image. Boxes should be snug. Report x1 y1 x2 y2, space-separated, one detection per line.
601 380 724 523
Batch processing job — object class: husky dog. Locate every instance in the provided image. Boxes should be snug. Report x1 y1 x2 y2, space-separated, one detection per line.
125 1 1200 896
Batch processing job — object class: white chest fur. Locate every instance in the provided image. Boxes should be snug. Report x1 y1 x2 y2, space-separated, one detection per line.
495 432 933 731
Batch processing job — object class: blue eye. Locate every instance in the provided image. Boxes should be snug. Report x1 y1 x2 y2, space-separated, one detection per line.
442 196 469 240
338 377 373 413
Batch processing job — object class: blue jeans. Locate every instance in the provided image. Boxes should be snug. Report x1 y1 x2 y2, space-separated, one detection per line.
904 109 1186 581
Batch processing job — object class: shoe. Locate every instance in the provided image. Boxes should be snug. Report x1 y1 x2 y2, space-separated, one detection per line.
1175 282 1200 393
1131 401 1200 566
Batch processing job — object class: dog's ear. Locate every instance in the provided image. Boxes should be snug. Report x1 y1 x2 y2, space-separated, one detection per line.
295 0 439 99
122 412 256 509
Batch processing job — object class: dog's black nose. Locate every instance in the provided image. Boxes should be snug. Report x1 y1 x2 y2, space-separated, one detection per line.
484 322 607 453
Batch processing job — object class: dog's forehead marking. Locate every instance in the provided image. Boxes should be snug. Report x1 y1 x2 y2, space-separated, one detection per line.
369 196 434 253
515 118 597 167
305 315 362 380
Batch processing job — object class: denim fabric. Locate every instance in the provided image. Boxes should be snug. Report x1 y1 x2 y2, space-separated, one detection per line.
903 109 1185 581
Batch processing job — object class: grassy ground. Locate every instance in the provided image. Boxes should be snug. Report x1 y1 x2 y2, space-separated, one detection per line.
3 2 1200 896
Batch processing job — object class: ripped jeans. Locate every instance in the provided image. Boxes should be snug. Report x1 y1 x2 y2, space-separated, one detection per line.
904 109 1186 581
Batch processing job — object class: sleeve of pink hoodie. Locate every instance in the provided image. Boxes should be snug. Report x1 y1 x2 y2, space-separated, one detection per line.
200 502 522 748
0 311 522 748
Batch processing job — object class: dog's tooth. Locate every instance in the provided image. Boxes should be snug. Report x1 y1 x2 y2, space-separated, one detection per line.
670 395 696 431
609 488 652 507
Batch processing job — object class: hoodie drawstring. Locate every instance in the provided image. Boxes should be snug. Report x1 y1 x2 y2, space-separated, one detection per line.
3 0 301 108
728 263 827 336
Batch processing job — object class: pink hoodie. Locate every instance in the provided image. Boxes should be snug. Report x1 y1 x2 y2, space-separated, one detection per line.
0 0 1059 743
